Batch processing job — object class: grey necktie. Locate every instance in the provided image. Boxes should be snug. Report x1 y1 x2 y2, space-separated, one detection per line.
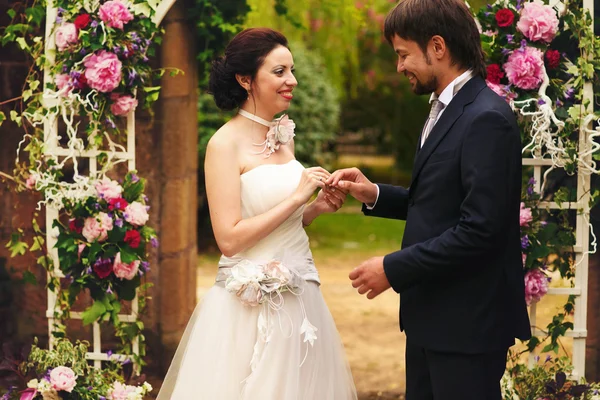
421 99 445 147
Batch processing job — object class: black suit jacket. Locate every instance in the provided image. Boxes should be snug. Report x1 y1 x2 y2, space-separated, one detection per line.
363 76 531 354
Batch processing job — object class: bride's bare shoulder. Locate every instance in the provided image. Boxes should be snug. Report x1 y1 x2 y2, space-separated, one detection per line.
207 120 241 155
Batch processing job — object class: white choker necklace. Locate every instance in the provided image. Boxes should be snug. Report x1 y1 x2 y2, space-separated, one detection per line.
238 109 296 158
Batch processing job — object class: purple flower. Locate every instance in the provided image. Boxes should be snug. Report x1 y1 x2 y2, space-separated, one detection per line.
521 235 529 249
516 0 523 10
106 285 113 294
91 20 98 28
556 98 563 107
143 195 149 202
115 218 123 228
501 48 511 56
56 16 63 24
520 39 528 49
107 350 113 358
100 397 106 400
546 354 552 362
80 48 87 55
106 118 116 130
487 4 493 9
538 98 546 105
506 34 514 43
131 43 139 51
86 266 93 274
142 56 149 63
484 11 491 16
151 237 159 248
128 69 138 86
108 212 114 219
57 7 66 14
87 386 93 391
565 88 575 99
141 261 150 272
130 173 139 183
62 65 68 73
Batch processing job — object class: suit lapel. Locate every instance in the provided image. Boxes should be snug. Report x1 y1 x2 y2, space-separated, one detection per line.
410 77 487 185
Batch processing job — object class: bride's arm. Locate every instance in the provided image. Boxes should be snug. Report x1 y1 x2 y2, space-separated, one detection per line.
206 134 327 257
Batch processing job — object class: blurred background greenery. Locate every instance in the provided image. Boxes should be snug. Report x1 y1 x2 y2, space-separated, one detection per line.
192 0 489 249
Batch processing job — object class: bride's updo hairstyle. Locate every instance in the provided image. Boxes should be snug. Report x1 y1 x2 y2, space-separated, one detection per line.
209 28 289 111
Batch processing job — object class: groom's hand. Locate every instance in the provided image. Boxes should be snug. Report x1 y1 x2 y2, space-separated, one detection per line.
326 168 378 206
349 256 391 299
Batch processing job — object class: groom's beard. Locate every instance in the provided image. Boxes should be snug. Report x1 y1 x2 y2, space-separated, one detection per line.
411 53 438 95
412 75 438 95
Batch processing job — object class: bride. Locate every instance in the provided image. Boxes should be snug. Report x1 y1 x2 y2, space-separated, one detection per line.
156 28 357 399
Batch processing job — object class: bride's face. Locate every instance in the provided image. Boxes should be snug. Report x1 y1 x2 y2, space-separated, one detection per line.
250 45 297 116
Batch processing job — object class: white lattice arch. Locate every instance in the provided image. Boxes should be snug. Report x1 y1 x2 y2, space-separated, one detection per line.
42 0 177 371
523 0 595 379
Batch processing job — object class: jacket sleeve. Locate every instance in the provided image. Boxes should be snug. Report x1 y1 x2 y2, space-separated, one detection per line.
362 184 410 220
383 110 521 293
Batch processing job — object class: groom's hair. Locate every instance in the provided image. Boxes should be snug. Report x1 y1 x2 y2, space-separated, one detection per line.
384 0 487 79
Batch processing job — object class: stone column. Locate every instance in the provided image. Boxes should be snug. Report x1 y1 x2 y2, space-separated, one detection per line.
155 0 199 370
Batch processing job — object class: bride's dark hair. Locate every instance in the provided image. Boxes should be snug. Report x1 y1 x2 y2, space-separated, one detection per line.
208 28 289 111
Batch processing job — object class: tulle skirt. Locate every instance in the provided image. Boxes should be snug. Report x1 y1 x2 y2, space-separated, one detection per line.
157 281 357 400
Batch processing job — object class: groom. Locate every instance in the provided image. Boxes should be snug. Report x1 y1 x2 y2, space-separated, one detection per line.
327 0 531 398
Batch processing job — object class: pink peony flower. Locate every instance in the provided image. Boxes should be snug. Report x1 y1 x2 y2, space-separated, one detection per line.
54 23 78 51
95 177 123 201
524 268 549 305
124 202 149 226
106 381 137 400
503 46 545 90
517 0 559 43
99 1 134 30
84 51 122 93
82 212 114 243
25 174 36 190
113 253 140 280
110 94 138 116
486 81 518 103
520 202 533 227
49 366 77 393
54 74 72 96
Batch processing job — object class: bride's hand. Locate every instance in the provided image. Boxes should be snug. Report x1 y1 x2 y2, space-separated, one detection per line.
313 186 347 214
293 167 330 205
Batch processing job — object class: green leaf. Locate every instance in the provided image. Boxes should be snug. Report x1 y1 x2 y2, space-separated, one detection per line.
30 235 45 252
9 110 22 127
6 232 28 257
7 9 16 19
15 37 28 50
22 270 37 285
0 111 5 126
81 299 107 325
119 246 137 264
118 275 140 301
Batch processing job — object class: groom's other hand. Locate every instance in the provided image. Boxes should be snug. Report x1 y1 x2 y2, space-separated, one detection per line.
349 256 391 299
326 168 378 206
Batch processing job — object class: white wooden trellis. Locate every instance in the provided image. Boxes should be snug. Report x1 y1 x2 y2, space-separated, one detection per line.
524 0 595 379
41 0 177 370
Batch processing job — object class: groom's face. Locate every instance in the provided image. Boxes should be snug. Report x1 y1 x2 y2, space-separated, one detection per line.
391 35 437 95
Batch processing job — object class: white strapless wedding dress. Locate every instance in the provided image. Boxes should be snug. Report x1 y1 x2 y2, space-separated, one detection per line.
157 160 357 400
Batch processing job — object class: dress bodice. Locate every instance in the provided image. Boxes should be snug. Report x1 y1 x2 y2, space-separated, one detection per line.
217 160 317 281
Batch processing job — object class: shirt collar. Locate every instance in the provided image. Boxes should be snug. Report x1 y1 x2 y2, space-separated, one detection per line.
429 69 474 107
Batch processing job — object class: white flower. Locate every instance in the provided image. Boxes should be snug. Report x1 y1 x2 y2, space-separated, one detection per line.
225 260 265 292
300 317 318 346
124 201 149 226
142 382 153 393
274 115 295 144
236 282 263 306
27 379 39 389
